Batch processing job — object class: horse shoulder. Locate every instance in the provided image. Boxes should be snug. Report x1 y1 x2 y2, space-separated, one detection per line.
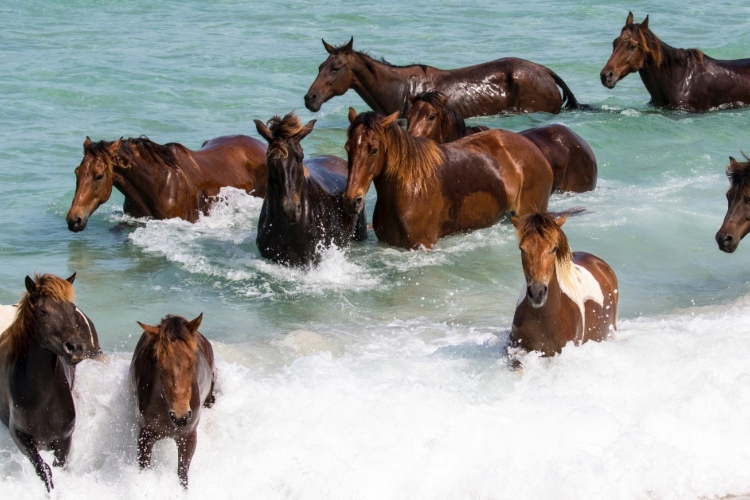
570 252 617 304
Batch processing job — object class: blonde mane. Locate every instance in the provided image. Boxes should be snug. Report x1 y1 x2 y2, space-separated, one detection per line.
147 315 198 363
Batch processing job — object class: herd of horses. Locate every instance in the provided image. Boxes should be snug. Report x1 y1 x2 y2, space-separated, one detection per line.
3 12 750 491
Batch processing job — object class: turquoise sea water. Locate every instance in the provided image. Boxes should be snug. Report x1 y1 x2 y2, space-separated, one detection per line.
2 1 750 498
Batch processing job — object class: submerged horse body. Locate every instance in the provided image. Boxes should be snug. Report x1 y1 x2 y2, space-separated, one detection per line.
0 273 101 491
601 12 750 111
343 108 553 250
510 213 618 357
304 38 580 118
406 91 597 193
66 135 267 231
716 153 750 253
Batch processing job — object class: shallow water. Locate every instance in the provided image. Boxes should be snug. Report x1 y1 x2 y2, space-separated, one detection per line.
1 0 750 498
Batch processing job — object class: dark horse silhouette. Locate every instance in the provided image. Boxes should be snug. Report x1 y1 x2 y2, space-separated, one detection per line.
716 152 750 253
510 213 618 357
254 112 367 266
304 38 581 118
131 313 216 489
67 135 268 231
601 12 750 111
0 273 101 491
406 91 597 192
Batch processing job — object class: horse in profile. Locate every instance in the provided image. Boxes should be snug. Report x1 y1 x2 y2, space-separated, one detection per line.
304 38 581 118
406 91 597 192
343 108 553 249
130 313 215 489
716 153 750 253
510 213 618 357
254 112 367 266
66 135 267 231
601 12 750 111
0 273 101 491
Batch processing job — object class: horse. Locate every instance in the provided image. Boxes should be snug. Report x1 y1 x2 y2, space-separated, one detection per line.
66 135 268 231
342 108 554 250
600 12 750 111
716 153 750 253
304 38 581 118
510 213 618 357
0 273 101 491
406 91 597 192
254 112 367 266
130 313 216 489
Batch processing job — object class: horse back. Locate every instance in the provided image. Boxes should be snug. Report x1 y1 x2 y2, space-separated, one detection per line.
303 156 349 196
190 135 268 197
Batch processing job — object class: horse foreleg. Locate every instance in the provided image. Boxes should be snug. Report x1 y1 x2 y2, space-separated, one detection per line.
176 431 197 489
137 427 156 469
51 436 72 467
13 429 54 491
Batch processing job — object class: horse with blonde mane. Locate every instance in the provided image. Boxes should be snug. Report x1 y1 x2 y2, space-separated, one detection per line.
716 152 750 253
0 273 101 491
343 108 554 249
510 213 618 357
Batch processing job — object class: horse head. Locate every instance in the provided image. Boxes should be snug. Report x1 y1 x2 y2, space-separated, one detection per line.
66 137 121 232
512 213 571 308
406 91 448 141
716 154 750 253
254 112 315 223
600 12 650 89
138 313 203 428
304 37 355 112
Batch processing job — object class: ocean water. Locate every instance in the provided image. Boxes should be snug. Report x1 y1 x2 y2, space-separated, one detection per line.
1 0 750 498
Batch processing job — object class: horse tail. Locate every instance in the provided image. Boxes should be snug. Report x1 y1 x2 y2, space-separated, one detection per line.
547 69 588 110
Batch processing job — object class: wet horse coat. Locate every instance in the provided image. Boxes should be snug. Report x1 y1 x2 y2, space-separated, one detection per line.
716 153 750 253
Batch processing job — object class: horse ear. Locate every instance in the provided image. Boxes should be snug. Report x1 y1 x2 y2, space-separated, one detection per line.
83 136 92 150
641 15 649 30
510 216 520 228
254 119 274 144
109 138 122 155
555 214 568 227
296 119 316 141
66 272 76 284
137 321 160 337
348 107 358 124
343 37 354 52
322 39 335 54
186 313 203 334
435 92 449 106
24 276 37 296
729 156 738 165
380 111 400 128
626 11 634 25
408 93 417 104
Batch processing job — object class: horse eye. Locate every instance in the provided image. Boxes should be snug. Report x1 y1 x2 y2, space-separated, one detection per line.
370 147 378 155
94 173 104 181
552 246 558 254
39 309 48 317
629 45 637 51
428 115 436 121
331 67 340 73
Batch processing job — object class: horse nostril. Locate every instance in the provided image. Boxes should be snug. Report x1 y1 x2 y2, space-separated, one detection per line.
63 341 80 354
355 196 363 208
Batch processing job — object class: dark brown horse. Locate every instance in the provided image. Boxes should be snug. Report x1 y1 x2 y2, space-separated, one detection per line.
510 213 618 357
130 313 215 489
406 91 597 192
304 38 581 118
716 153 750 253
254 112 367 266
601 12 750 111
66 135 268 231
343 108 553 250
0 273 101 491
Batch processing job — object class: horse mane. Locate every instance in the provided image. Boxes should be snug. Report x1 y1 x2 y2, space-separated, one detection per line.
350 111 445 193
87 137 187 171
0 274 75 364
147 315 198 362
515 213 574 280
727 151 750 188
412 91 471 139
264 112 306 159
629 22 704 68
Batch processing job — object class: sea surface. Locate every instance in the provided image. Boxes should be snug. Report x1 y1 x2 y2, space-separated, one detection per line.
2 1 750 498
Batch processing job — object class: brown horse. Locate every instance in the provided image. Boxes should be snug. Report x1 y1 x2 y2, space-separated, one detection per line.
0 273 101 491
406 91 597 192
343 108 553 250
304 38 581 118
66 135 268 231
130 313 215 489
510 213 618 357
254 112 367 266
601 12 750 111
716 153 750 253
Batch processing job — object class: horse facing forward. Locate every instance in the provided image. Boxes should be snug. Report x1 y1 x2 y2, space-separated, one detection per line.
0 273 101 491
716 153 750 253
66 135 267 231
406 91 597 193
510 213 618 357
601 12 750 111
304 38 581 118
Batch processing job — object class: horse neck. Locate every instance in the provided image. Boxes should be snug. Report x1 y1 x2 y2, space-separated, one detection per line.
15 339 70 393
351 53 426 115
440 112 468 143
265 165 320 221
637 38 693 105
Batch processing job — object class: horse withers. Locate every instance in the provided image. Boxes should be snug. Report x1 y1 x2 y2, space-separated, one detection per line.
510 213 618 357
254 112 367 266
130 313 216 489
716 153 750 253
66 135 267 231
0 273 101 491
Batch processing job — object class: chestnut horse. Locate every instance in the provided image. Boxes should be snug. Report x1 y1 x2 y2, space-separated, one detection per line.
130 313 215 489
304 38 581 118
343 108 553 249
66 135 267 231
406 91 597 192
0 273 101 491
601 12 750 111
254 113 367 266
716 153 750 253
510 213 618 357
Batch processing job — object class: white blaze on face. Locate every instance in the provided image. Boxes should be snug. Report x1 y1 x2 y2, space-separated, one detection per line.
76 306 95 346
556 262 604 344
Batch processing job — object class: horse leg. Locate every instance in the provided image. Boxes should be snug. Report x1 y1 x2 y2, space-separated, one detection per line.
51 435 72 467
176 431 197 489
137 427 156 469
12 429 54 491
353 207 368 242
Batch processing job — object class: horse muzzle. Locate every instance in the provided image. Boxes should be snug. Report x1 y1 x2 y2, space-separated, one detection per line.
343 194 364 216
527 283 549 308
282 200 302 223
600 70 618 89
62 339 87 364
169 409 193 428
716 230 739 253
66 213 89 232
304 93 323 112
